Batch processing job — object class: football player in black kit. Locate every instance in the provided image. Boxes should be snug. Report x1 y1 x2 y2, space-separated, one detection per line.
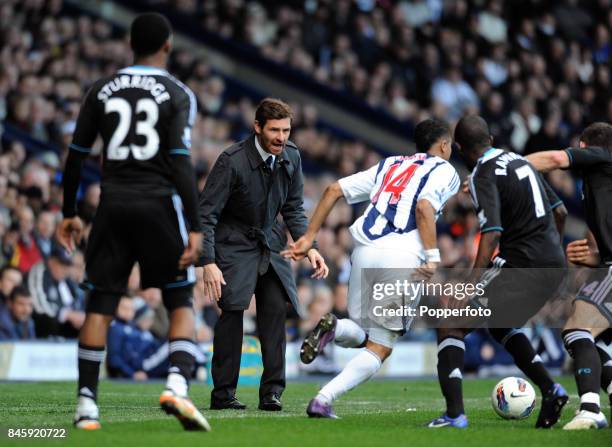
428 116 569 429
57 13 210 431
527 122 612 430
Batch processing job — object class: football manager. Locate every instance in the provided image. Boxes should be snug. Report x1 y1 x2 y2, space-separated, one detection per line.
198 98 328 411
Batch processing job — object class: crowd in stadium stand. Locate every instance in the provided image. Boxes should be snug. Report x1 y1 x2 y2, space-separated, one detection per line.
0 0 603 362
0 0 396 346
166 0 611 137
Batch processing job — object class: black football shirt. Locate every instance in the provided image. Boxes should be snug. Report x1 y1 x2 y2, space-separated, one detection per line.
565 146 612 265
468 148 565 267
70 65 196 196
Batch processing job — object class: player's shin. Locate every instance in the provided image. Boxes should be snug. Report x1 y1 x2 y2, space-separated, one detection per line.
166 339 197 397
165 304 197 397
317 348 382 404
75 312 114 429
595 336 612 408
490 328 554 394
77 343 105 402
437 336 466 418
77 312 114 402
563 329 602 413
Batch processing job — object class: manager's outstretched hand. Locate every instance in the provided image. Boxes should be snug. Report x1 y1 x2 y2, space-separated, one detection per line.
280 234 314 261
281 236 329 279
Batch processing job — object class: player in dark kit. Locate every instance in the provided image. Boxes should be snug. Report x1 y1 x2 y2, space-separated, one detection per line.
57 13 210 431
427 116 569 429
527 122 612 429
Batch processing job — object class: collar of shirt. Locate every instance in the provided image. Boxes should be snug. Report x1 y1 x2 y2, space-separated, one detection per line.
254 136 275 166
481 147 495 158
477 147 500 163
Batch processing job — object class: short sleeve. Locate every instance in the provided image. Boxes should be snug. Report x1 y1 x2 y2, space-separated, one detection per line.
539 174 563 209
168 86 197 156
417 163 460 213
469 169 503 233
565 146 612 170
338 162 381 204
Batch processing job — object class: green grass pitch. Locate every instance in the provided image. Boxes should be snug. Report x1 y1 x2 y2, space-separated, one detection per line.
0 378 609 447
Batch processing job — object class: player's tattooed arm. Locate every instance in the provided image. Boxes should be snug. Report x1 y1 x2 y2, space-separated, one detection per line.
525 150 570 172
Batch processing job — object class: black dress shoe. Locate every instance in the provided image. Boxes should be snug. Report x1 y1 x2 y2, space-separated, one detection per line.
210 397 247 410
258 393 282 411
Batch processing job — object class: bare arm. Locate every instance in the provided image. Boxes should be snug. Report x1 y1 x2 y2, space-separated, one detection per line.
526 150 570 172
280 181 344 259
306 182 344 239
467 231 501 285
552 203 568 242
415 199 437 250
414 198 440 279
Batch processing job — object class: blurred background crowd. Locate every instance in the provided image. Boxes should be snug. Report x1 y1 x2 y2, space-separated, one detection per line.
0 0 608 376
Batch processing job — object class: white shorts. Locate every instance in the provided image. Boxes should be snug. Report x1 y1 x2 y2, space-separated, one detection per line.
347 243 423 338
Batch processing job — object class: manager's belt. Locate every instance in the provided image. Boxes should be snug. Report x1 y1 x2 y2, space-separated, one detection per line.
224 222 272 275
245 227 271 275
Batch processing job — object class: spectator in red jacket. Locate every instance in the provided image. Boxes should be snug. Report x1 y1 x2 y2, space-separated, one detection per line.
10 206 42 273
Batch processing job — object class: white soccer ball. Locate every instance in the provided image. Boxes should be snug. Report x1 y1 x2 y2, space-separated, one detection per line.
491 377 536 419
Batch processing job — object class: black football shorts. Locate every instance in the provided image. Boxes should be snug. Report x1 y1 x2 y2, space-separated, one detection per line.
84 193 195 314
471 256 567 328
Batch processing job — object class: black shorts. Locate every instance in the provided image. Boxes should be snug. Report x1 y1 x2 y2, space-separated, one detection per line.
575 265 612 323
472 257 566 328
84 193 194 313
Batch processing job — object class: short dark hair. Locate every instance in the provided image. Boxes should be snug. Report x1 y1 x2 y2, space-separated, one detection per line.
130 13 172 58
414 119 451 153
454 115 491 152
255 98 293 129
0 265 21 280
580 122 612 151
9 286 30 302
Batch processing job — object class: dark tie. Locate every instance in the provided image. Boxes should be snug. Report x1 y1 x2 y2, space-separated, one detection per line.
266 155 274 171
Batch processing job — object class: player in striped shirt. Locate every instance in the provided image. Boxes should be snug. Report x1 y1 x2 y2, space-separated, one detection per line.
281 119 460 418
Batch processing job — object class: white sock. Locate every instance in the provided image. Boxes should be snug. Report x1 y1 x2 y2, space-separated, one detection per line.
166 372 188 397
580 392 601 411
334 319 366 348
317 349 381 404
76 396 99 418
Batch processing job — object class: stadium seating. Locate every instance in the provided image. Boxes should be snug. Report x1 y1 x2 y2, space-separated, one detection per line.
2 0 603 377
